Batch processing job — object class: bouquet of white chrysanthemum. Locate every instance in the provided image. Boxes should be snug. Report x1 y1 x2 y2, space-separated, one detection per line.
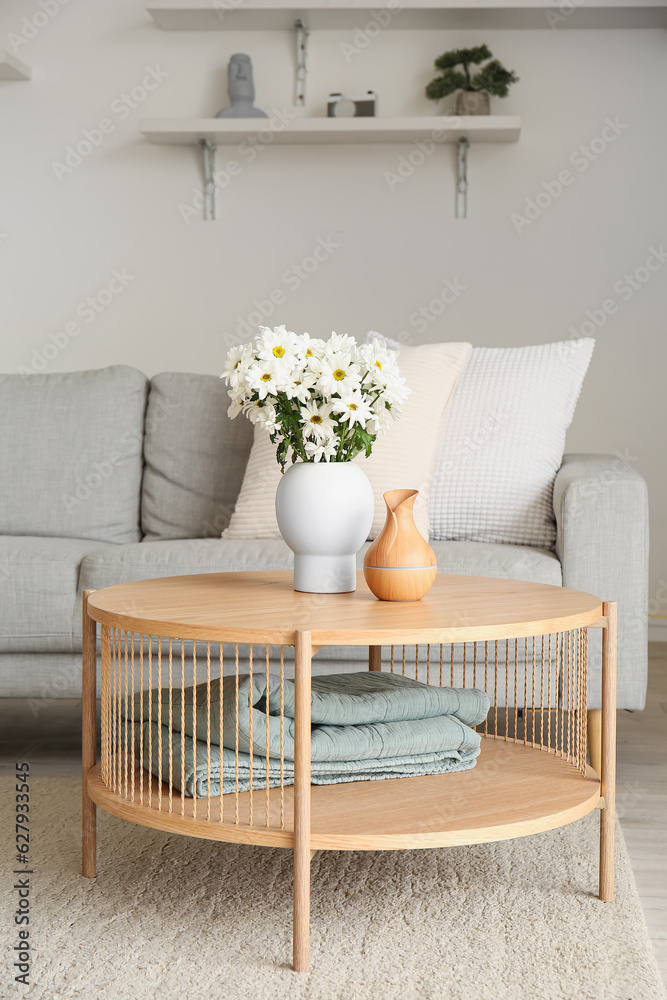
221 325 409 470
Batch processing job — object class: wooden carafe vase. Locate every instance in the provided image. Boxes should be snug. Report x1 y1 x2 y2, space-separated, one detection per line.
363 489 437 601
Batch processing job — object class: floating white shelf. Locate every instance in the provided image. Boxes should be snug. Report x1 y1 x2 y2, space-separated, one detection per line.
140 115 520 220
0 51 31 81
146 0 667 30
140 115 521 145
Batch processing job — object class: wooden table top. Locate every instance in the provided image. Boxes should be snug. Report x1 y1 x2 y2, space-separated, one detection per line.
86 571 603 645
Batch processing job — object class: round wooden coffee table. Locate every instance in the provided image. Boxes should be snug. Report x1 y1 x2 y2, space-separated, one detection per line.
81 572 616 973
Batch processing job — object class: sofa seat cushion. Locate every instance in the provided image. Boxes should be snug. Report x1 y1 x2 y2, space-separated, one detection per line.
80 538 561 591
74 537 561 653
430 540 562 586
0 536 112 653
79 538 294 591
0 366 148 543
0 653 83 699
320 540 562 664
74 539 296 646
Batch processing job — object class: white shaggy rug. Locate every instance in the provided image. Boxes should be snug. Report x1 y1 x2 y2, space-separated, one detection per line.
1 777 664 1000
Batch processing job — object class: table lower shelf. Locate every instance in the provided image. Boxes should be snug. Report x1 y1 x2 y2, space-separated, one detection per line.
87 737 600 852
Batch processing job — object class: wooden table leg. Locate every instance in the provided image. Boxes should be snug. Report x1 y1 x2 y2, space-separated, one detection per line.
599 602 617 902
587 709 602 777
293 630 312 973
369 645 382 672
82 590 97 878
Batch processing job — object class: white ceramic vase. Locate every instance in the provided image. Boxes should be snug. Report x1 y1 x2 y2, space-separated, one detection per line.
275 461 375 594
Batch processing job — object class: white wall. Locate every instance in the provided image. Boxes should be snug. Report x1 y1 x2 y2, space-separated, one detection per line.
0 2 665 611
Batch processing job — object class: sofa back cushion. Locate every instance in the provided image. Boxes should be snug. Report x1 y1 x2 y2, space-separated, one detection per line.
141 372 253 539
429 339 595 550
0 366 147 543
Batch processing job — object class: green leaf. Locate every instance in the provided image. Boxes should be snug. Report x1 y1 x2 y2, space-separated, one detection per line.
434 45 492 72
426 69 467 101
427 45 517 100
472 60 519 98
275 437 289 472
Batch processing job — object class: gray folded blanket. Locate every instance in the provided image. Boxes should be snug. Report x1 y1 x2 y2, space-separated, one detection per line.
134 671 489 798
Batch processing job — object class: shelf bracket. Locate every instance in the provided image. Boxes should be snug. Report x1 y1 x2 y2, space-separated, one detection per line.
198 138 216 221
294 19 309 107
456 137 469 220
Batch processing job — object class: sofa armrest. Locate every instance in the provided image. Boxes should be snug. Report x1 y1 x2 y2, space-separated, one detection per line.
553 453 649 710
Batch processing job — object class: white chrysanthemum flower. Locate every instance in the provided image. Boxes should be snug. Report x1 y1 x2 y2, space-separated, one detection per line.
326 331 357 355
291 378 319 404
245 357 289 399
295 333 325 362
243 399 277 429
332 391 373 426
300 399 336 441
305 354 324 378
377 372 410 406
317 353 362 396
367 397 394 434
304 440 325 462
256 325 300 367
226 383 247 419
282 369 318 403
222 343 254 386
305 437 338 462
310 337 328 356
303 338 329 375
222 324 408 467
361 339 399 382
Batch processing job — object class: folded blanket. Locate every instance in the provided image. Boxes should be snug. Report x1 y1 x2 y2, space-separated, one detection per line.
134 671 489 798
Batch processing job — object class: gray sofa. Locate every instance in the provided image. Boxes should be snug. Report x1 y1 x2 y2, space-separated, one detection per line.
0 365 649 710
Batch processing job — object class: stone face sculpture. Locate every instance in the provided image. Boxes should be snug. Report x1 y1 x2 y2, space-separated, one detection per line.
215 53 268 119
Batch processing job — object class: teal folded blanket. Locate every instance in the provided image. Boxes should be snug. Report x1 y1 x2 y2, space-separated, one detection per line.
134 671 489 798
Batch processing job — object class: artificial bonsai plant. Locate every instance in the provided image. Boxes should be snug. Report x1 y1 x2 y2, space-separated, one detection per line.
425 44 518 116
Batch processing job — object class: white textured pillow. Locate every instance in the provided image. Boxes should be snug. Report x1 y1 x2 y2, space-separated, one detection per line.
429 339 594 549
224 341 472 541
